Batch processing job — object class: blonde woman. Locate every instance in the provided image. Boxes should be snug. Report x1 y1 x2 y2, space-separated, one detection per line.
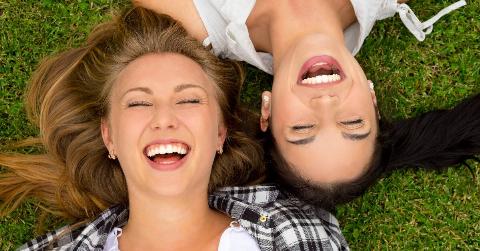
0 7 348 250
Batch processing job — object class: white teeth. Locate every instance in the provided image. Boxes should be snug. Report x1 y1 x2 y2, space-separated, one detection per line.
301 74 341 85
146 143 188 157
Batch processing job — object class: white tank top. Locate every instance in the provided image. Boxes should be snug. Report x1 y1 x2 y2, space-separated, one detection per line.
193 0 466 75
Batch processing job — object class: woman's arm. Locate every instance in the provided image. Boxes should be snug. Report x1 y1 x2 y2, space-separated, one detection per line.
133 0 273 53
132 0 410 50
132 0 208 42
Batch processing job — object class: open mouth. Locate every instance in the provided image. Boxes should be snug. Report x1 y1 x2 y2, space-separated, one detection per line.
298 55 344 86
144 142 190 166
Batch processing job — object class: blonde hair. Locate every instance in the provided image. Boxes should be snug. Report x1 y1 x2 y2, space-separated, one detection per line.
0 7 264 223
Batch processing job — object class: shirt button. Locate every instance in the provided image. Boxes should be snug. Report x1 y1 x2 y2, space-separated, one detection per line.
259 214 268 223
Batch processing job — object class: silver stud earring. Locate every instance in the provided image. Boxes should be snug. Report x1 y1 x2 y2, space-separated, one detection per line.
369 81 375 90
262 95 270 108
263 95 270 103
108 152 116 160
217 146 223 155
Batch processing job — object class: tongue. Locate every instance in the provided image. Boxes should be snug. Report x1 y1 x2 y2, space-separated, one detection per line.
306 64 334 78
152 153 182 164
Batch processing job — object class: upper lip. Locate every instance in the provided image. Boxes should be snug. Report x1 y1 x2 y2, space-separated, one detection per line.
297 55 345 86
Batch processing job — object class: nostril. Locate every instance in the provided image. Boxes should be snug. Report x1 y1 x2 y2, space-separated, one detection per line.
310 95 339 106
150 121 160 129
150 111 179 130
313 95 338 100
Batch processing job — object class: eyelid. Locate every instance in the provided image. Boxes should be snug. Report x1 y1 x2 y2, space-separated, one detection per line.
127 100 153 107
291 124 315 134
338 119 365 130
176 98 204 104
292 124 314 130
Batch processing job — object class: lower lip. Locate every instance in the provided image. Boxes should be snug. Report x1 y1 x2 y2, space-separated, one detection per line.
297 55 345 87
145 152 189 171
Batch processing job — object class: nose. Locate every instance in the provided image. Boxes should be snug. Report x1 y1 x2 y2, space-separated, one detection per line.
308 95 340 121
150 105 179 130
309 95 339 107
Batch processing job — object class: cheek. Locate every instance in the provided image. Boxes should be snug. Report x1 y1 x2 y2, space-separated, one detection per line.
349 86 376 117
178 107 220 142
110 109 151 148
270 96 306 133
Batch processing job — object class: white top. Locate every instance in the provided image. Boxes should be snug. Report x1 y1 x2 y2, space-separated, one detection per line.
193 0 466 75
103 223 261 251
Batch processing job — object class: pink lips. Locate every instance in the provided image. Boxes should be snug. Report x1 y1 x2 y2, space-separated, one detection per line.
143 139 190 171
297 55 345 87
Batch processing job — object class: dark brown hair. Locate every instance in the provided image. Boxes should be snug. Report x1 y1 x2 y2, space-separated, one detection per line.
268 93 480 211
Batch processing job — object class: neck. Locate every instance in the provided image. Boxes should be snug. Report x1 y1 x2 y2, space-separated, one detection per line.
247 0 355 69
119 190 230 250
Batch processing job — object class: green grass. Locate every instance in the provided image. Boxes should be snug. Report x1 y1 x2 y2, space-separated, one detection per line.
337 0 480 249
0 0 479 250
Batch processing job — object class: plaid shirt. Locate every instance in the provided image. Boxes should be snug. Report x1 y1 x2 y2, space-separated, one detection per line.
19 185 349 251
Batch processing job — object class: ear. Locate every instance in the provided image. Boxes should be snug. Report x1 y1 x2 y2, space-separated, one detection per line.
217 120 228 149
368 80 378 107
368 80 381 119
101 118 114 152
260 91 272 132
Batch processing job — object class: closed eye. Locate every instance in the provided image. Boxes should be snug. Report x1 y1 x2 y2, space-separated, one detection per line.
338 119 364 129
339 119 363 125
292 124 315 134
292 124 314 130
127 101 152 107
177 98 202 104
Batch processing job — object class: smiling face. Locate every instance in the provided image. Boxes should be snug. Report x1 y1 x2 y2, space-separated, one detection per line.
101 53 226 198
265 34 378 184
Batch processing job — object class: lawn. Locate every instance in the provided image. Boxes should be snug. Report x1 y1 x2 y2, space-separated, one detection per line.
1 0 479 250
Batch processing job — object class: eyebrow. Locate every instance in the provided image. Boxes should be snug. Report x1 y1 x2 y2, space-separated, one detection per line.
174 83 207 93
342 130 371 141
122 87 152 98
286 136 316 145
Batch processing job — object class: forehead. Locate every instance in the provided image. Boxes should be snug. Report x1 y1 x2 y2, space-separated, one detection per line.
280 138 374 184
113 53 214 94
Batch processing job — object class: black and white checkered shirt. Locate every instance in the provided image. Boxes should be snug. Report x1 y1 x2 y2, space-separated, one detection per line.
19 185 349 251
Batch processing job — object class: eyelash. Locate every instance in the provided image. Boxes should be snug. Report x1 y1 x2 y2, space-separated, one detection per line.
176 98 201 104
339 119 364 129
292 124 314 130
340 119 363 125
292 124 315 134
127 101 152 107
